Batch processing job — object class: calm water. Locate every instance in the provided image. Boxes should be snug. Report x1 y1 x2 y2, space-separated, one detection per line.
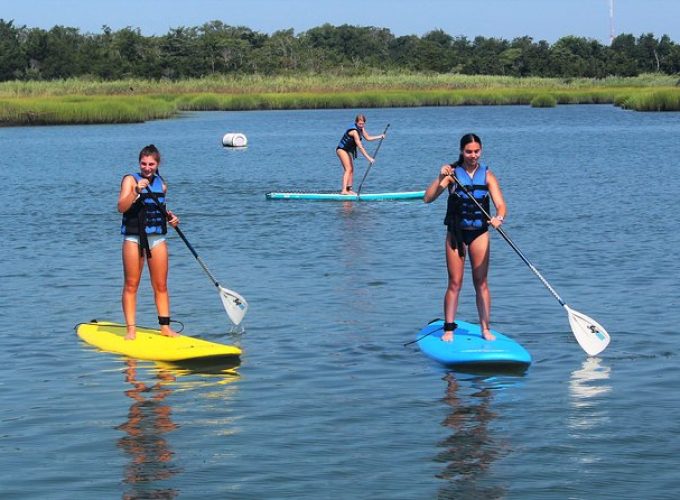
1 105 679 499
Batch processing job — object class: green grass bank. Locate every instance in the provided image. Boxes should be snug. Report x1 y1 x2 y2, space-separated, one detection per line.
1 73 679 126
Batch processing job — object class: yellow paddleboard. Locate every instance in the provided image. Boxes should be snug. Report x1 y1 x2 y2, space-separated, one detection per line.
76 320 242 362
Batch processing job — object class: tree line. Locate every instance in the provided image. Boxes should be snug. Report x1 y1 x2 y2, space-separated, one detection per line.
2 19 680 81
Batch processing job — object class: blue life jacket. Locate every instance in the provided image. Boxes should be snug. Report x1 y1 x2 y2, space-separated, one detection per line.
444 164 490 231
121 173 167 236
337 124 363 157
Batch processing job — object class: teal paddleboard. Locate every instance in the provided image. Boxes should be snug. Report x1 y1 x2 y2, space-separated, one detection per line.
265 191 424 201
416 319 531 369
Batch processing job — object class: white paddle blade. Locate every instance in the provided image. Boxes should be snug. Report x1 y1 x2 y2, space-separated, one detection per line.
565 305 611 356
219 286 248 325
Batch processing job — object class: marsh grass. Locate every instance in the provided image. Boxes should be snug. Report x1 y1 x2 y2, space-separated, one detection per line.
0 95 176 125
530 94 557 108
2 73 678 97
618 89 680 111
2 73 679 125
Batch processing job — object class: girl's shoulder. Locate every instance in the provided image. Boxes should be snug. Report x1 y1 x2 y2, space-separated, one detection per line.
120 172 138 184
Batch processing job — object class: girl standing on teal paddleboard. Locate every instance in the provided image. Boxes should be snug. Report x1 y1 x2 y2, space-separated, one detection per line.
424 134 507 342
118 144 180 340
336 114 386 195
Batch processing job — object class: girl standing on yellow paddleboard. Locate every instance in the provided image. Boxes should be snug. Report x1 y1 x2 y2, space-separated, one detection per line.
117 144 180 340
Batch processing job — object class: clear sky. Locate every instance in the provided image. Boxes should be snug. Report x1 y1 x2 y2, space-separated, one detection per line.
3 0 679 44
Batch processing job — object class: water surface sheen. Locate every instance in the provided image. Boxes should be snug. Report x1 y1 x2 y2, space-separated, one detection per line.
1 105 679 499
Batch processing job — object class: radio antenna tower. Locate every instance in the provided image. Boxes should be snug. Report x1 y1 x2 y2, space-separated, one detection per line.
609 0 615 44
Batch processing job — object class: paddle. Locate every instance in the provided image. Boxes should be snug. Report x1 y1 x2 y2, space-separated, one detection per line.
143 190 248 325
357 123 390 196
451 174 611 356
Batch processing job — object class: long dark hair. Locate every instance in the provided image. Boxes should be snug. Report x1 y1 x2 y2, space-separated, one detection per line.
452 133 482 167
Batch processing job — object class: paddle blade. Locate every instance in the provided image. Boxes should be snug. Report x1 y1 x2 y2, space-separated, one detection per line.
565 305 611 356
219 286 248 325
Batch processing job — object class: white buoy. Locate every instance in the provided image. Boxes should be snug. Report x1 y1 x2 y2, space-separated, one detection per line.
222 132 248 148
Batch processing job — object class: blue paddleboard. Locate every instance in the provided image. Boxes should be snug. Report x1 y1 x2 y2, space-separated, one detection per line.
265 191 424 201
416 319 531 369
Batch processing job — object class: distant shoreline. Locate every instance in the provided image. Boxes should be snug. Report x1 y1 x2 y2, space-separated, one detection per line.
2 73 679 126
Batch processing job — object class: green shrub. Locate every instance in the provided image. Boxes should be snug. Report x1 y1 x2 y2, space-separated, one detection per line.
530 94 557 108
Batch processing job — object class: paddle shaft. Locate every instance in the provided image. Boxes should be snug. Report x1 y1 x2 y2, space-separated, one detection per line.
171 226 222 289
141 189 222 290
357 123 390 196
450 174 567 307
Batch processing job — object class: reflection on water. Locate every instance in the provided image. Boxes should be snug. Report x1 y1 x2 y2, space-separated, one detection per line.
566 358 612 470
340 200 356 217
569 358 612 428
115 357 241 499
436 373 507 499
117 359 182 499
154 358 241 391
569 358 611 403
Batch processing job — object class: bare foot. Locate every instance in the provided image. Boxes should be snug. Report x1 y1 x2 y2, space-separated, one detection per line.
125 327 136 341
442 331 454 342
160 326 179 338
482 330 496 341
340 190 357 195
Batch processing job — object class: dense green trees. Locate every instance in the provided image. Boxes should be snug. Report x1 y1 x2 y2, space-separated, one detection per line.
0 20 24 80
1 19 679 81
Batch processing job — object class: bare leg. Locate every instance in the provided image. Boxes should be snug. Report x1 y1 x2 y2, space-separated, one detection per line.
147 241 179 337
468 231 495 341
122 241 144 340
443 233 465 342
336 149 356 194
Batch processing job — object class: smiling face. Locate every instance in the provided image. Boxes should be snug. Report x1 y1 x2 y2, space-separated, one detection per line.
139 154 160 178
461 141 482 169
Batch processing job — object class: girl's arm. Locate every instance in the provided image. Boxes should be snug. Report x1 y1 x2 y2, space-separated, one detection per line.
486 171 507 228
361 129 386 142
162 183 180 227
351 130 374 163
117 175 141 213
424 165 454 203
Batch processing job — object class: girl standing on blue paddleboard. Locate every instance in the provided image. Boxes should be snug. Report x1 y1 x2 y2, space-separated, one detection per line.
118 144 180 341
336 114 386 195
424 134 507 342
